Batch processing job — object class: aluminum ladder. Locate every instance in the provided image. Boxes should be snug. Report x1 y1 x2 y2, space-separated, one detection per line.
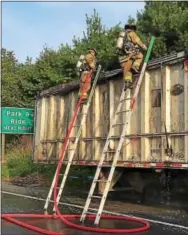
80 36 156 226
44 65 102 214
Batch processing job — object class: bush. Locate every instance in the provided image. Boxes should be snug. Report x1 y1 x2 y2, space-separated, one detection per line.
4 143 95 188
5 145 57 183
33 164 57 181
7 154 33 177
6 144 33 177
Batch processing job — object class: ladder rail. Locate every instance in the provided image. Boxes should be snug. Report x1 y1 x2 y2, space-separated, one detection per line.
52 65 102 212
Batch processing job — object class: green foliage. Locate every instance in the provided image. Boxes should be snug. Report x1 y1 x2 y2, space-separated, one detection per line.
5 145 55 182
4 147 94 188
7 150 33 177
2 165 9 179
72 9 121 70
4 142 94 185
33 163 57 181
1 49 24 107
136 1 188 56
2 4 188 109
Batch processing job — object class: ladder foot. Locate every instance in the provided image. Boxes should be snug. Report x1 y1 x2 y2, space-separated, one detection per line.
44 211 48 215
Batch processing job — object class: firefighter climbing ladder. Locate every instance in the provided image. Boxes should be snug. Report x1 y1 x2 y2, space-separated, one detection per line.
80 36 156 226
44 65 102 214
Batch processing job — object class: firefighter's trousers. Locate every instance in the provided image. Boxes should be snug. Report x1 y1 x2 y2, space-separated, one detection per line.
119 52 143 82
78 71 92 99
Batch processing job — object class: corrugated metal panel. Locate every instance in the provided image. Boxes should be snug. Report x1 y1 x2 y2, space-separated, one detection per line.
33 52 188 168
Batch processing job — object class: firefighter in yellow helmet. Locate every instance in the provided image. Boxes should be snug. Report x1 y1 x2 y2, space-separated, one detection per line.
77 48 97 102
116 23 147 89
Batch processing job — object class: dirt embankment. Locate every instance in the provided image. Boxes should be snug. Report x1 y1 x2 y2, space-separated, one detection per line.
3 173 47 186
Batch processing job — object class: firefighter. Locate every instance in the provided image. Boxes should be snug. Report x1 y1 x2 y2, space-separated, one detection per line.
76 48 97 102
116 22 147 89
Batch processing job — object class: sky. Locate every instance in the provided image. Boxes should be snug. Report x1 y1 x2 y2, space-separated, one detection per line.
2 1 145 63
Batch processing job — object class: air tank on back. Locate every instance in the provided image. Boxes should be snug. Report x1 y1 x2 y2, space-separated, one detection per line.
116 31 126 50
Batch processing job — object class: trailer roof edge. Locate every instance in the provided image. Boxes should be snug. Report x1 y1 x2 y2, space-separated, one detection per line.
37 50 187 99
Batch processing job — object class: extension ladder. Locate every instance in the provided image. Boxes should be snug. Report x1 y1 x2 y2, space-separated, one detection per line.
44 65 102 214
80 36 156 226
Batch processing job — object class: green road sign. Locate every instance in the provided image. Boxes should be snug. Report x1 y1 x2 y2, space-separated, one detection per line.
1 107 34 134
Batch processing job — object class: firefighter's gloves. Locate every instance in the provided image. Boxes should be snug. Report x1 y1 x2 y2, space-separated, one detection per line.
142 44 147 51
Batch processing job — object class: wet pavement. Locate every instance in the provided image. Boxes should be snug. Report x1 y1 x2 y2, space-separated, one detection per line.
2 193 188 235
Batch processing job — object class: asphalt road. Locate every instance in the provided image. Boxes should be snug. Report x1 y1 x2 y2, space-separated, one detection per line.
2 193 188 235
2 217 188 235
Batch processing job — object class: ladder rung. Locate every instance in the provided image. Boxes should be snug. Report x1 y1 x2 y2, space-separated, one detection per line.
59 174 76 177
73 125 81 127
104 150 116 153
58 173 67 177
94 179 107 183
67 148 76 151
112 123 124 127
116 110 130 114
108 136 117 139
90 195 102 199
120 98 132 103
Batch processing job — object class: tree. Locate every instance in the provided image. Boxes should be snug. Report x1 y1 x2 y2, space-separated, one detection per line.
72 9 121 70
18 57 40 107
1 48 24 107
136 1 188 56
2 6 188 109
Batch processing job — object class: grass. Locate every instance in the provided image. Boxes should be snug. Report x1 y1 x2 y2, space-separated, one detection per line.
2 164 9 180
3 144 95 188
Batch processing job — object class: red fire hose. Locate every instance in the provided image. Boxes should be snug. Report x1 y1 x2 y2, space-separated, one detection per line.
1 71 150 234
2 213 150 234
